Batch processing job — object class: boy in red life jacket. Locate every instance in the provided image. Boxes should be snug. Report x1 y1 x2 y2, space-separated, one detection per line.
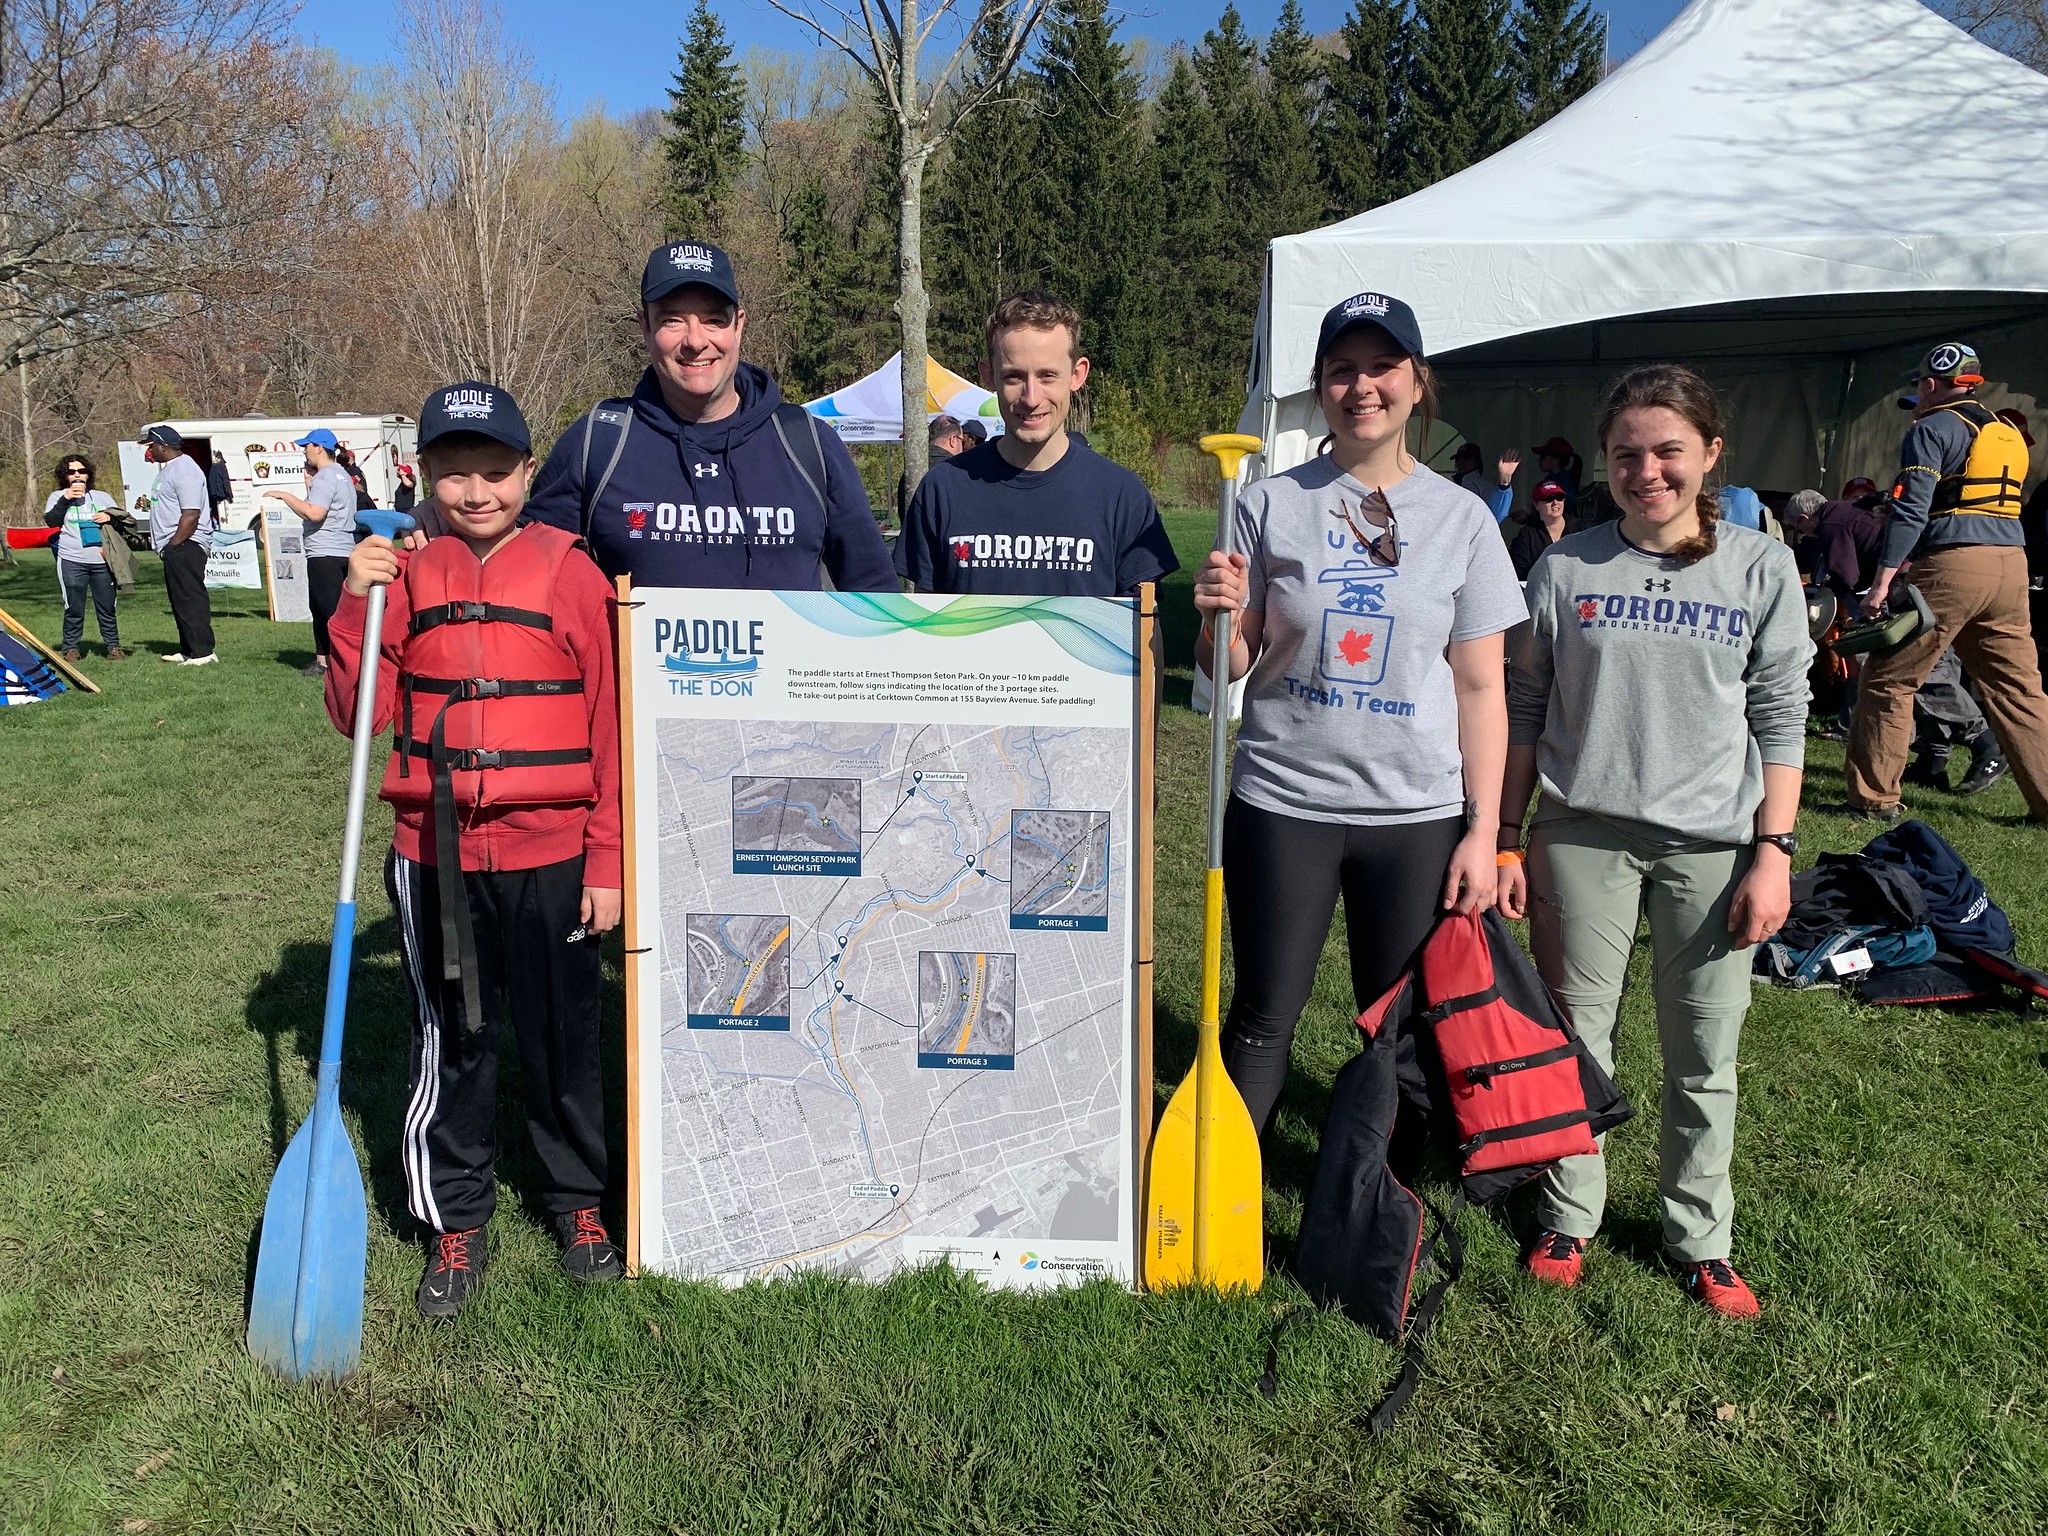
325 381 623 1320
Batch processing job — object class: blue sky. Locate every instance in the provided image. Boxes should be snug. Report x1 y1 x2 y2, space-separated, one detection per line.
292 0 1692 120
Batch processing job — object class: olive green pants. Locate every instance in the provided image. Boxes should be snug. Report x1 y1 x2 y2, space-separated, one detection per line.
1527 808 1757 1263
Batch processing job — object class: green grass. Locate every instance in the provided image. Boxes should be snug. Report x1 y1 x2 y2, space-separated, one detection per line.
4 529 2048 1534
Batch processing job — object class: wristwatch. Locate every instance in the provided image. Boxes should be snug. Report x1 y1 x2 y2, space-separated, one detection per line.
1756 833 1798 858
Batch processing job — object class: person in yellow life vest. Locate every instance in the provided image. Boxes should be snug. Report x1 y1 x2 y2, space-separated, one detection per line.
1841 342 2048 824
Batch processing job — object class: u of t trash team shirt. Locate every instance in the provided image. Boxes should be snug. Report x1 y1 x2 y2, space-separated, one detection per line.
894 437 1179 596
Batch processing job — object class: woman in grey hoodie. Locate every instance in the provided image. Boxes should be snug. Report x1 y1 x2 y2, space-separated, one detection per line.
1496 364 1811 1319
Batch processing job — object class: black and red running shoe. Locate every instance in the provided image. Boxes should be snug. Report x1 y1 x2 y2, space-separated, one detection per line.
552 1207 624 1285
417 1227 487 1320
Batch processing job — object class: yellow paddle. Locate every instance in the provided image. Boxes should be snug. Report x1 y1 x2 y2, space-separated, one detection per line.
1143 432 1265 1293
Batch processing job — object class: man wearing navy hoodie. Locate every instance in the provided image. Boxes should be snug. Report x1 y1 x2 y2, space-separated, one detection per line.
527 241 896 592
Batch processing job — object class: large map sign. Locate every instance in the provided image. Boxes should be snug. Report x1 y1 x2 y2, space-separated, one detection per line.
623 588 1149 1291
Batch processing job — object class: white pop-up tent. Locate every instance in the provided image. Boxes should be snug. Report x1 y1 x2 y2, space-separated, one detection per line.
1242 0 2048 498
804 352 1005 442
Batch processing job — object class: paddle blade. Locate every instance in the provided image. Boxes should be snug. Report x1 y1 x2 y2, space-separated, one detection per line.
1142 1041 1263 1293
247 1070 367 1380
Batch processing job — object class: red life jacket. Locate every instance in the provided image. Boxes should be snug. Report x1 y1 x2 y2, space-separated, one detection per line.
384 523 599 1039
1279 909 1632 1429
384 523 596 811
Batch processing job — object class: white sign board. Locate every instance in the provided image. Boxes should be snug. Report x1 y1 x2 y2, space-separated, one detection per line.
625 588 1144 1290
254 457 312 623
204 528 264 589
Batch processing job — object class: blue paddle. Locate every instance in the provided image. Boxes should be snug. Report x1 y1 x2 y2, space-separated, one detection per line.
248 508 416 1381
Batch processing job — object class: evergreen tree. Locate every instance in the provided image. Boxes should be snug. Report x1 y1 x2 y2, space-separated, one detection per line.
1319 0 1407 219
1147 54 1233 407
1193 3 1261 162
780 173 854 399
1028 0 1157 384
660 0 747 238
1398 0 1517 194
928 7 1043 367
1258 0 1327 242
1191 5 1266 370
1512 0 1605 129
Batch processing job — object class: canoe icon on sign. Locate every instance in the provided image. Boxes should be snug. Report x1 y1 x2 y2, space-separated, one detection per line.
665 646 759 680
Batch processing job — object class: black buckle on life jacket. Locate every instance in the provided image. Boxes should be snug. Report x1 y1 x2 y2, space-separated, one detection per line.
449 746 505 771
451 677 504 701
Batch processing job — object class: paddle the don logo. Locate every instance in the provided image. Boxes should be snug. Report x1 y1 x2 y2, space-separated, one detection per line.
654 614 765 697
1317 611 1392 687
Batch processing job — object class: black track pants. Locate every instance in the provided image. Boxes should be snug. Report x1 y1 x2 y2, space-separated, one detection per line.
386 848 608 1233
161 540 215 658
1219 797 1465 1137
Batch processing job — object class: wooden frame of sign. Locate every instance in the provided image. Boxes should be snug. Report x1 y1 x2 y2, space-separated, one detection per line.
1133 583 1157 1238
617 575 645 1276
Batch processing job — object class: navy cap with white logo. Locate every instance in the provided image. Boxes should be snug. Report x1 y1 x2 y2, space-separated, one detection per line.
1315 291 1426 369
642 240 741 309
418 381 532 455
138 423 183 449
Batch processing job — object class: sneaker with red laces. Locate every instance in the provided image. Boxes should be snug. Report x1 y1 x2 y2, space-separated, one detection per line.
1524 1229 1588 1287
417 1227 487 1320
1680 1257 1760 1318
551 1207 624 1285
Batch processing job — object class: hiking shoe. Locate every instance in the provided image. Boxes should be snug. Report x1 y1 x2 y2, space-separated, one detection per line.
60 648 81 663
1958 744 2010 798
552 1208 624 1285
183 653 219 667
1902 752 1951 791
417 1227 487 1320
1680 1258 1760 1319
1524 1229 1588 1287
105 647 126 661
1826 800 1902 825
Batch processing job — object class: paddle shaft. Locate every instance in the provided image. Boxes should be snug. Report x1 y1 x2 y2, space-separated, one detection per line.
1195 463 1242 1279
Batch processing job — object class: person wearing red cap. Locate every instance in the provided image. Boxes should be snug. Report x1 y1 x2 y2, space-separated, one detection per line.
1505 478 1586 581
1531 436 1583 516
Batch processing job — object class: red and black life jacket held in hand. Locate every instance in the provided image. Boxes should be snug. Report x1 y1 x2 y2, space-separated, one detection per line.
387 524 597 1032
1279 908 1631 1429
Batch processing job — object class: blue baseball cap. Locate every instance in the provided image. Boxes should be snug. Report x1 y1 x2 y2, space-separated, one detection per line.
418 381 532 455
293 427 339 450
1315 291 1427 369
138 423 183 449
642 239 740 309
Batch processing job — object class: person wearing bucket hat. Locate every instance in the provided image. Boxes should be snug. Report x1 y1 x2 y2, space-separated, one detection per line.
1839 341 2048 823
1189 290 1525 1147
525 240 893 593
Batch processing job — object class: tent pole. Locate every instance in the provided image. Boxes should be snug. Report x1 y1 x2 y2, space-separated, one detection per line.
1820 357 1857 494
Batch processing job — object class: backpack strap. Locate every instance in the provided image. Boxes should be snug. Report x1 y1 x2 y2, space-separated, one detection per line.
770 403 839 591
578 399 635 540
1366 1191 1465 1435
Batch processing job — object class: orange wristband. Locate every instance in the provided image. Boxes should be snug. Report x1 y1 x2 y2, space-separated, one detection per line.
1496 849 1525 867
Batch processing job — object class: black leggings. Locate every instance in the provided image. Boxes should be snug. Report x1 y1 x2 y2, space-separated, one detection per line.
306 555 349 659
1220 796 1465 1136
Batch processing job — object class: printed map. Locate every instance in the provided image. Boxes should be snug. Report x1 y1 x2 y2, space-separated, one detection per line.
651 719 1132 1282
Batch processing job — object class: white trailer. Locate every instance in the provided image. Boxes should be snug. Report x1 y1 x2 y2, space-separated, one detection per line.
115 412 418 532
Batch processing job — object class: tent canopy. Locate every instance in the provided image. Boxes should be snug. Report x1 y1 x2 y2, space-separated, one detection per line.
804 352 1004 442
1245 0 2048 495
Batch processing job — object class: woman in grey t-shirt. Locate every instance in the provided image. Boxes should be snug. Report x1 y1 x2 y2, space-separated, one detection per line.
42 454 124 660
1192 293 1525 1139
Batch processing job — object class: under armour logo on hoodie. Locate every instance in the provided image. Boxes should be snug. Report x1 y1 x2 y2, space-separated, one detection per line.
692 462 720 479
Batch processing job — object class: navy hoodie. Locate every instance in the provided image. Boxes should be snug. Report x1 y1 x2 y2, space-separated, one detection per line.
527 363 897 591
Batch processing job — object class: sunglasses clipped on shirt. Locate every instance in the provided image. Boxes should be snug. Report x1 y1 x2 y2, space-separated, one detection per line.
1333 487 1400 568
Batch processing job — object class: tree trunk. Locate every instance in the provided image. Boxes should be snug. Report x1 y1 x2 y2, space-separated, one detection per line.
898 0 930 509
18 358 33 524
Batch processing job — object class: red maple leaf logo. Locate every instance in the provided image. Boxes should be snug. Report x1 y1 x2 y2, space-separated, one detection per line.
952 540 974 562
627 507 648 530
1578 599 1599 623
1337 629 1373 667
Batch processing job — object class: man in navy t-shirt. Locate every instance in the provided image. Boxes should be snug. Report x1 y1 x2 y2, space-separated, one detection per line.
894 291 1178 599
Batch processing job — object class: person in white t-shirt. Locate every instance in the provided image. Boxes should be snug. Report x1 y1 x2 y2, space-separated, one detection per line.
42 454 124 660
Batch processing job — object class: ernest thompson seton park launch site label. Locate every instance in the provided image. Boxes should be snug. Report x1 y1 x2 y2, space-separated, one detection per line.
625 590 1145 1290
